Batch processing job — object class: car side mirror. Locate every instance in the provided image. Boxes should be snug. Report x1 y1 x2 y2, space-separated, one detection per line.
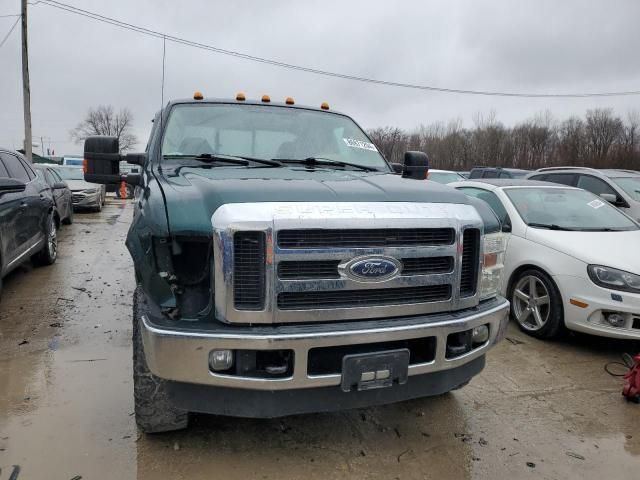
402 151 429 180
84 136 122 185
125 173 142 186
0 177 26 194
599 193 617 204
502 222 512 233
53 181 67 190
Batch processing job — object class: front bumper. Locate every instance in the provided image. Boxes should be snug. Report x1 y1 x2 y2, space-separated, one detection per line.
72 191 101 207
141 297 509 391
555 275 640 339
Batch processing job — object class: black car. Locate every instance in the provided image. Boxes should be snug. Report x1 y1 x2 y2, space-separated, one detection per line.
0 149 58 296
34 164 74 225
469 167 529 179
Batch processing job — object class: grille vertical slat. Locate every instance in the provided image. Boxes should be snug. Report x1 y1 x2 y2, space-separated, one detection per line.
233 232 266 310
460 229 480 297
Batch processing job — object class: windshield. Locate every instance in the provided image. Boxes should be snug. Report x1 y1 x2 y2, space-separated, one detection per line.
160 104 389 170
611 177 640 202
429 172 462 184
504 187 638 231
53 167 84 180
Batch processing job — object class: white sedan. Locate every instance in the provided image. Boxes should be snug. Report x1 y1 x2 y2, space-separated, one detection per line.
449 179 640 340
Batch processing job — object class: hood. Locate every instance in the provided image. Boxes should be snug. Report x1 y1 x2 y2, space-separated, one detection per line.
66 179 99 191
526 228 640 274
158 166 472 235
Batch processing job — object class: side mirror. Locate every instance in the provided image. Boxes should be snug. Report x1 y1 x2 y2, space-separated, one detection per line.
53 181 67 190
0 178 26 194
599 193 617 204
402 151 429 180
125 173 142 186
502 221 512 233
390 162 403 174
84 136 122 185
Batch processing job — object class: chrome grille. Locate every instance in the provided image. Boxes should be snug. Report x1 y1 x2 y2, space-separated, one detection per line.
213 202 484 324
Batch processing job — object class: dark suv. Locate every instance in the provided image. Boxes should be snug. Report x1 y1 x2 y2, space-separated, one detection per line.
469 167 529 179
0 149 58 296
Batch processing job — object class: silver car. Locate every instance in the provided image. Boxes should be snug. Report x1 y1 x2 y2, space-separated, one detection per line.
51 166 106 212
527 167 640 222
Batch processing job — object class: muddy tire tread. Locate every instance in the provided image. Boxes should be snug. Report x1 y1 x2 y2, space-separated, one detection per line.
133 287 189 433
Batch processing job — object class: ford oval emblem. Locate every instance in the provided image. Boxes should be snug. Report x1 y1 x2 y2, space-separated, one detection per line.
345 256 401 282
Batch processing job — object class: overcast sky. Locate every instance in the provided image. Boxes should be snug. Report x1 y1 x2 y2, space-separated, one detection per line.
1 0 640 155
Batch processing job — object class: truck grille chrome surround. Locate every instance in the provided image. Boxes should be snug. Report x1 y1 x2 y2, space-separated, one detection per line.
213 202 484 324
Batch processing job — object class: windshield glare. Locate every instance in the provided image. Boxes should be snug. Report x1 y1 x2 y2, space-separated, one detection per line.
505 187 638 231
161 104 388 170
53 167 84 180
611 177 640 202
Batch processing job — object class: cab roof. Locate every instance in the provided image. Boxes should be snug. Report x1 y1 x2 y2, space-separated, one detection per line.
166 98 347 116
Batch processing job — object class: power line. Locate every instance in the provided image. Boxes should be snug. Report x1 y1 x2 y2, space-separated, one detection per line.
0 14 21 18
36 0 640 99
0 15 19 49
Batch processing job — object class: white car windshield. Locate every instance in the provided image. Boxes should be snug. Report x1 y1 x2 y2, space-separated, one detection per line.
54 167 84 180
160 104 389 170
429 172 462 184
504 187 639 231
611 177 640 202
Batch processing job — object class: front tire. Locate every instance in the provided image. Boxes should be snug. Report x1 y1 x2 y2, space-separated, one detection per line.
62 200 74 225
510 269 564 339
34 213 57 266
133 287 189 433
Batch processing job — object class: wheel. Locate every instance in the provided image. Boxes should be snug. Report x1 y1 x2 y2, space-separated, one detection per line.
62 200 74 225
510 269 564 339
34 213 57 266
133 287 189 433
94 201 102 213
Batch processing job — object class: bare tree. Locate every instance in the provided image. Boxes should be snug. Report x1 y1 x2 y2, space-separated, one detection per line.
584 108 623 163
70 105 138 152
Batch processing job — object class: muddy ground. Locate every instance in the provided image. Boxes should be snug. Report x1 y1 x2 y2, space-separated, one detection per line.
0 198 638 479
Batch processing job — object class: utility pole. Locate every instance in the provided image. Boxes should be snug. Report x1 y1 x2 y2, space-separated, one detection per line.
21 0 32 162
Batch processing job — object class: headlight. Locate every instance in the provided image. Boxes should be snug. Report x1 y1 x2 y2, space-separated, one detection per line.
479 232 506 300
587 265 640 294
83 188 98 194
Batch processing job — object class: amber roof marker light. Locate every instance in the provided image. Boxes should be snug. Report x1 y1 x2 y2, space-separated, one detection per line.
236 92 246 101
285 97 295 105
261 94 271 103
193 91 204 100
320 102 330 110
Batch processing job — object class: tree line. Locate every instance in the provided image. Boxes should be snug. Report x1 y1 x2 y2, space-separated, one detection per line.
367 108 640 171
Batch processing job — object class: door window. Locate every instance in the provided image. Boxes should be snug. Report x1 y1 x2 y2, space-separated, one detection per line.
0 153 31 182
458 187 509 223
0 157 10 177
544 173 577 186
576 175 618 197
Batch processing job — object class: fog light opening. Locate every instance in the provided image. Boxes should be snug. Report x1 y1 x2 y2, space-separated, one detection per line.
472 325 490 345
604 312 626 328
209 349 234 372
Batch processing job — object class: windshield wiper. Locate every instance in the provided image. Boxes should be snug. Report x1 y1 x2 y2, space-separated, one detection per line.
527 222 577 231
272 157 381 172
163 153 281 168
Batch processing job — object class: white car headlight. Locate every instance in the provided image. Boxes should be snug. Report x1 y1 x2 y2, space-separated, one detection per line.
479 232 506 300
83 188 98 194
587 265 640 294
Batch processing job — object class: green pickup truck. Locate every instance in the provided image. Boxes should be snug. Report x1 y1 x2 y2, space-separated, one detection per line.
84 94 510 433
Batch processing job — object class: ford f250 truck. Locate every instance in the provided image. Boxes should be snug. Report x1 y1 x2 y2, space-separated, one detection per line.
83 93 510 433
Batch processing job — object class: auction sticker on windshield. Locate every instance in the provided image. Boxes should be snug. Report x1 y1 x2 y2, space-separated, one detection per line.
587 199 605 209
343 138 378 151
